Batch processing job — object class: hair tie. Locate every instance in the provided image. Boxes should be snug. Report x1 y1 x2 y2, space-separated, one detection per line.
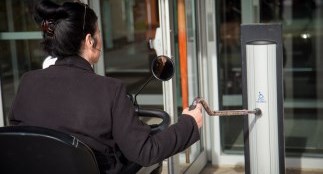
41 19 55 37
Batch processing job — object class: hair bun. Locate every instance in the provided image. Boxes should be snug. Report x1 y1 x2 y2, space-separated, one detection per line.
41 19 55 37
34 0 69 37
34 0 68 23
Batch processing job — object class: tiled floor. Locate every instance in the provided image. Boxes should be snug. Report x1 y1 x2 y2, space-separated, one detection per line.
159 163 323 174
200 164 323 174
200 164 244 174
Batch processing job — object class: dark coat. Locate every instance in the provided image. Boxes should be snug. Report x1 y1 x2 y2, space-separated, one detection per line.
9 56 200 173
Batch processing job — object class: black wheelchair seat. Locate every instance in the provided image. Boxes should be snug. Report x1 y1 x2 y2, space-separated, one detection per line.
0 126 100 174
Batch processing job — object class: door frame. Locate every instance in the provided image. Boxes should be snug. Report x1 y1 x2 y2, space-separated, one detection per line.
158 0 208 173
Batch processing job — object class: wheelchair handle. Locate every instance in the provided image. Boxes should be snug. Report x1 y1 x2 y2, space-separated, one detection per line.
136 108 170 135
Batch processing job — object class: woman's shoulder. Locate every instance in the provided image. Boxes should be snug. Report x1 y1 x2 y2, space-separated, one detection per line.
92 74 126 89
20 69 44 79
92 73 122 83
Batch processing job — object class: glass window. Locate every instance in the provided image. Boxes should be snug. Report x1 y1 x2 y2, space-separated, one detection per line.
0 1 34 32
259 0 323 157
217 0 244 153
99 0 162 100
218 0 323 157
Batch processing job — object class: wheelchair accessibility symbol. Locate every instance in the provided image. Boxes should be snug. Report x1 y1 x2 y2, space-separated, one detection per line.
256 91 266 103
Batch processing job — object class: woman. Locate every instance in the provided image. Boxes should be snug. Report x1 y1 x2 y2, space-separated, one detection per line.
9 1 203 173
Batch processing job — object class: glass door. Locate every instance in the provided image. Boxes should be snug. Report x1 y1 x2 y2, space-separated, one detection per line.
211 0 323 171
95 0 163 106
163 0 207 173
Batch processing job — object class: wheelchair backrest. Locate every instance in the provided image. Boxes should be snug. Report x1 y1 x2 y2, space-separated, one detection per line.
0 126 100 174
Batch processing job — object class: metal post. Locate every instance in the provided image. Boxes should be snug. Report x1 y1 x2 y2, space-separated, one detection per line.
241 24 285 174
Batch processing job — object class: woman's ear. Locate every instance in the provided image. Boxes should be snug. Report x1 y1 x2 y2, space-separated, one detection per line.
85 33 93 47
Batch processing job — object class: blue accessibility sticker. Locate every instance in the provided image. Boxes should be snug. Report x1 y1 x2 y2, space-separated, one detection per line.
256 91 266 103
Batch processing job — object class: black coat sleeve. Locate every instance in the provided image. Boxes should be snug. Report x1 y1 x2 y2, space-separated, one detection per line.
111 84 200 166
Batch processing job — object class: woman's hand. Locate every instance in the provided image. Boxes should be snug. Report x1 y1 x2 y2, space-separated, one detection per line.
182 103 203 129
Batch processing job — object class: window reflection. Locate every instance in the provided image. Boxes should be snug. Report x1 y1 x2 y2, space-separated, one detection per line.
100 0 161 96
267 0 323 156
219 0 323 156
218 0 244 153
0 0 67 32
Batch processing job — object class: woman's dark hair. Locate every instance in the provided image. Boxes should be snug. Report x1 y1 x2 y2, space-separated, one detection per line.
34 0 98 58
